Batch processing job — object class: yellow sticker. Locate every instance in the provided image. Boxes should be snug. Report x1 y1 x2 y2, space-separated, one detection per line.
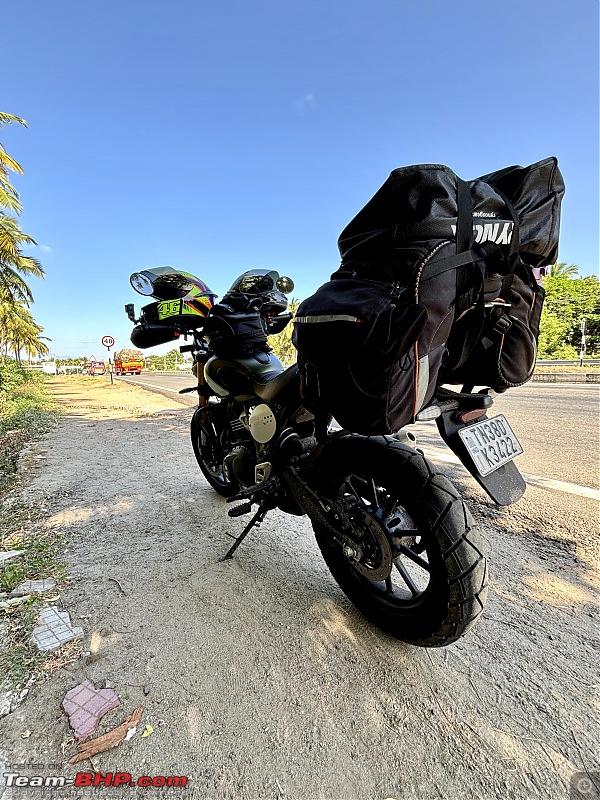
157 300 181 319
181 303 202 315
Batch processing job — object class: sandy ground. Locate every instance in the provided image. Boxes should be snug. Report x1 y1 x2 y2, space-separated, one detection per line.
0 376 598 800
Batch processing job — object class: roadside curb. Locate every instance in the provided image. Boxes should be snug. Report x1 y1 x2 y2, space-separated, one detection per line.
532 372 600 384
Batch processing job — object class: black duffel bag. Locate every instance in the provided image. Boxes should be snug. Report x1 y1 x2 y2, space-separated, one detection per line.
293 158 564 432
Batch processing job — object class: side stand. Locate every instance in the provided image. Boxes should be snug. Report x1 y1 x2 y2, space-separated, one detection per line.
220 504 269 561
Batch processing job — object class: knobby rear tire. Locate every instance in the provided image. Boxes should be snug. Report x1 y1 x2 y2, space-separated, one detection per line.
308 435 488 647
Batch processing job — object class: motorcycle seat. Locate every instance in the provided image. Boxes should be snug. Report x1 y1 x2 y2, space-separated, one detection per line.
253 364 299 404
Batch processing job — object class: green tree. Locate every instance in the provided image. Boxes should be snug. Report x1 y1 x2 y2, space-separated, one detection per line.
0 299 50 362
0 113 44 305
268 299 299 366
546 262 579 279
0 214 45 304
0 112 26 214
539 275 600 357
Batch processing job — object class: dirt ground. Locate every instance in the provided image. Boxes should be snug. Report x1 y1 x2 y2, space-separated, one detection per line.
0 376 598 800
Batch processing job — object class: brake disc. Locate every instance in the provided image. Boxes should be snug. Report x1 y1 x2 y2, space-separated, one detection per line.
347 509 393 581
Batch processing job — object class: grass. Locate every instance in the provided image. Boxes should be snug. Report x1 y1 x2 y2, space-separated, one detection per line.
534 364 600 373
0 596 45 689
0 362 70 691
0 502 71 690
0 364 60 497
1 504 68 592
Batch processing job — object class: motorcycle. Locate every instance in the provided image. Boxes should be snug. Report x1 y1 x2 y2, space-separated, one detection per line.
125 266 526 647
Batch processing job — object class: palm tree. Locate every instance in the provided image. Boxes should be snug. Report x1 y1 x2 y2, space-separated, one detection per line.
22 330 51 364
268 298 299 366
0 112 44 307
0 299 50 362
0 213 44 303
0 112 26 215
547 262 579 279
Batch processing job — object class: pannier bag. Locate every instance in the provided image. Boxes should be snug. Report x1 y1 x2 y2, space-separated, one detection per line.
293 278 427 434
293 158 564 434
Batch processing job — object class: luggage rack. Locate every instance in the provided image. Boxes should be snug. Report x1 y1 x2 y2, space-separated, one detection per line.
415 386 493 422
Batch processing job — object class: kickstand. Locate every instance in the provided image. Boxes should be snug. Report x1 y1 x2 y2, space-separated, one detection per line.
220 504 269 561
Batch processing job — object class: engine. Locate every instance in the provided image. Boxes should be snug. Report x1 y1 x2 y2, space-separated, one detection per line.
221 406 257 488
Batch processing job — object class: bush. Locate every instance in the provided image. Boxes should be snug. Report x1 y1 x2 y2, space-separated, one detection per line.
0 359 58 493
0 359 31 395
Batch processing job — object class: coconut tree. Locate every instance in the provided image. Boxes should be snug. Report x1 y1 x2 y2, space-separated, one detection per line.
0 214 44 303
0 112 26 214
547 262 579 279
0 113 44 306
0 299 49 362
268 298 299 366
22 329 51 364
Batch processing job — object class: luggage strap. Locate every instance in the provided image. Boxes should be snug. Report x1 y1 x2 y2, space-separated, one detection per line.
421 177 485 285
422 179 522 372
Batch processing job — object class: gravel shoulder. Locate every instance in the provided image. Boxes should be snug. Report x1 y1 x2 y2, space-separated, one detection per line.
0 376 598 800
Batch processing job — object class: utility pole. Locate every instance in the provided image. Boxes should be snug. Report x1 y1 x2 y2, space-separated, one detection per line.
579 317 587 367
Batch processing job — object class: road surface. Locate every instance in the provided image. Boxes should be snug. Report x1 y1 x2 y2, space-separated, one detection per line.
0 376 597 800
119 373 599 493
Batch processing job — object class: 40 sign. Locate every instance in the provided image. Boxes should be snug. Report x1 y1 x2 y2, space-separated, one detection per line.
101 335 115 349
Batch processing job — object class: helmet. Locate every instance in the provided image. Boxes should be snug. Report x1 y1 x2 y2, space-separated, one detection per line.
130 266 217 323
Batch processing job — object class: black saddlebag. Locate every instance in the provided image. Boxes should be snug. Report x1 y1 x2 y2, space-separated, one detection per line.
293 158 564 433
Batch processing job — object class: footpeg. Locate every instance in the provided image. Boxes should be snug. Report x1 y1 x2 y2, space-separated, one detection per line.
228 502 252 518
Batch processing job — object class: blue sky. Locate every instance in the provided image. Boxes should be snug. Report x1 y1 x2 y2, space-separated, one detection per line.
3 0 598 357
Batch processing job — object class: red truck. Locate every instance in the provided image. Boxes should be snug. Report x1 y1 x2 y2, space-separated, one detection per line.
114 349 144 375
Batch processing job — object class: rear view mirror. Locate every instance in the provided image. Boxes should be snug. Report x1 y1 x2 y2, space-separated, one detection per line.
276 276 294 293
130 272 155 295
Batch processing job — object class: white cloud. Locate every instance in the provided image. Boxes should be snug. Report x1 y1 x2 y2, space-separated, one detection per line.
294 93 315 113
23 243 52 253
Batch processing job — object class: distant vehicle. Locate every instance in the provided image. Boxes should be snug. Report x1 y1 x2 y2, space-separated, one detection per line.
114 359 143 375
87 360 106 376
113 348 144 375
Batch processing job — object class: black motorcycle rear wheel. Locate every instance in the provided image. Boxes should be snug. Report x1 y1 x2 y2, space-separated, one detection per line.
308 435 488 647
190 405 239 497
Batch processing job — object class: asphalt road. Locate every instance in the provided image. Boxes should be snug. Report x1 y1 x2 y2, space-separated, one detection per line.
119 372 599 492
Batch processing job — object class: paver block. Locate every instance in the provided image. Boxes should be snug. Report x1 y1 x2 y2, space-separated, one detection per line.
31 606 83 652
62 680 121 741
0 550 23 566
9 578 56 598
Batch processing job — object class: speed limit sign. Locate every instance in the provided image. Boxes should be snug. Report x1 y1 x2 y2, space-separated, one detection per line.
101 335 115 349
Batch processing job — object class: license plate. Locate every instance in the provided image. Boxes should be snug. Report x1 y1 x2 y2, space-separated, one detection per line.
458 414 523 477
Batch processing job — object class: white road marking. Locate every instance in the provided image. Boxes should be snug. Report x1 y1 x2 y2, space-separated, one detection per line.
120 377 599 501
422 449 599 501
118 377 193 394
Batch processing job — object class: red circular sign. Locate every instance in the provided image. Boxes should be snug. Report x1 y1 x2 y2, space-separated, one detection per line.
101 335 115 348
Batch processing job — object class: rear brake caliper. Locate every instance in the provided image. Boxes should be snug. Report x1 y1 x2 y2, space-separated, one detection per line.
336 497 393 581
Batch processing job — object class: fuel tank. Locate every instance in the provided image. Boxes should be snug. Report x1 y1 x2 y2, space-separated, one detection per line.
203 351 284 397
